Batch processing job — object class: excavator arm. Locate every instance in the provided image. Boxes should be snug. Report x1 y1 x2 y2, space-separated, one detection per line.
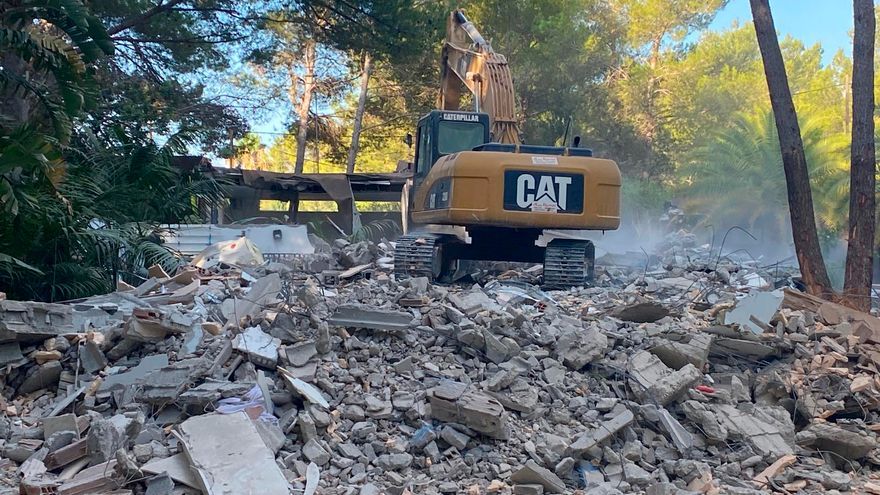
439 9 520 144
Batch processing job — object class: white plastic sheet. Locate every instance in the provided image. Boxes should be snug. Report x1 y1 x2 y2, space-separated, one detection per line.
216 385 277 424
191 237 265 269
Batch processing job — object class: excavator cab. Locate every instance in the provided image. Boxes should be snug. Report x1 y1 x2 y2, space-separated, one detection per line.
413 110 490 181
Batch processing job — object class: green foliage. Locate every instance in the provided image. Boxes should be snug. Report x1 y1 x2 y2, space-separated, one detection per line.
679 107 849 241
349 218 400 243
0 0 113 140
621 0 729 49
456 0 624 147
308 217 400 244
0 129 225 300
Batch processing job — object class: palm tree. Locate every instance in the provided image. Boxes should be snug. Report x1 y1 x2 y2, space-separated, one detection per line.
0 0 114 292
1 0 113 139
679 107 849 242
0 3 227 301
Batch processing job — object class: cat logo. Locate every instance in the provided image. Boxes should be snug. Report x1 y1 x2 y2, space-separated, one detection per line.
502 170 584 214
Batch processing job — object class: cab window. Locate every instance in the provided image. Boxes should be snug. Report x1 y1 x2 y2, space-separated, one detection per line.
416 125 432 175
437 121 486 155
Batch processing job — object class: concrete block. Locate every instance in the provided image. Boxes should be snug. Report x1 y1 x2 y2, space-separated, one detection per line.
42 414 78 440
568 409 634 457
448 289 495 316
79 340 107 374
429 381 507 439
627 351 701 406
554 324 608 370
796 422 876 460
510 460 566 494
650 333 713 370
19 361 62 394
232 327 280 368
328 304 413 332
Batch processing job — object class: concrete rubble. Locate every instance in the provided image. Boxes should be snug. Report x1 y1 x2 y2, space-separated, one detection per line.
2 231 880 494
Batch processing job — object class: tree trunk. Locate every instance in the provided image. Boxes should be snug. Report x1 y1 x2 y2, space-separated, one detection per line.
295 39 316 175
346 52 373 174
843 0 876 311
749 0 835 297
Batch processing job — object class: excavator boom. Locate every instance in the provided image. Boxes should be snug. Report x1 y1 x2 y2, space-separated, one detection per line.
439 10 520 144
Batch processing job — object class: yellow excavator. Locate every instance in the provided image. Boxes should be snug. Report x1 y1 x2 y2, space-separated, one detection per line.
395 9 621 288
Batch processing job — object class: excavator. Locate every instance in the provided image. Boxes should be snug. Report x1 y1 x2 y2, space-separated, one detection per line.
394 9 621 288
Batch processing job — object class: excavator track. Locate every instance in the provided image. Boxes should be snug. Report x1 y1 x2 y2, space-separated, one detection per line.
394 233 443 279
542 240 595 289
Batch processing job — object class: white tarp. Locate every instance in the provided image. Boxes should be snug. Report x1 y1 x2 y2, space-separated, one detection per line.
191 237 265 268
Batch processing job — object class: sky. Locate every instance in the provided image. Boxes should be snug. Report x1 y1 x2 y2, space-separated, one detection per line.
710 0 854 63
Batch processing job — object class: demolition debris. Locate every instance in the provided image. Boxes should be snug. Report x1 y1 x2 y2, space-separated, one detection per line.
3 231 880 494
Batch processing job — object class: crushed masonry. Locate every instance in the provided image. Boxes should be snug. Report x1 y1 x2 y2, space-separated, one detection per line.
2 231 880 494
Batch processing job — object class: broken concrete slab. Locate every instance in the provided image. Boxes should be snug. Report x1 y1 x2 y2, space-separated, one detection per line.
658 408 694 452
221 272 281 325
80 340 108 374
232 326 280 368
279 368 330 408
285 360 317 382
0 341 24 366
98 354 169 393
651 333 713 370
0 300 72 342
144 472 175 495
43 414 79 440
137 357 210 405
19 360 62 394
181 323 204 355
725 290 783 334
328 304 413 332
429 381 506 438
492 378 539 414
568 409 634 457
713 404 794 457
305 462 320 495
255 421 285 454
448 289 496 316
709 336 776 360
627 351 701 406
796 422 876 460
179 380 252 411
124 307 193 343
141 453 200 490
510 460 567 494
175 412 290 494
284 341 317 367
554 324 608 370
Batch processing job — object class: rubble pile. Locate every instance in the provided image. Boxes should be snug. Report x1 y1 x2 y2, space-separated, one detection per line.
2 234 880 494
